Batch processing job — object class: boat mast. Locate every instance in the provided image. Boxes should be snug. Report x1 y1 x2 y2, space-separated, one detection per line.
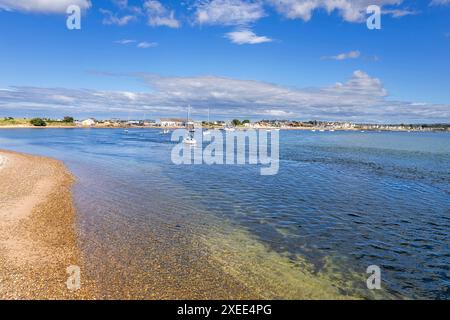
187 104 190 126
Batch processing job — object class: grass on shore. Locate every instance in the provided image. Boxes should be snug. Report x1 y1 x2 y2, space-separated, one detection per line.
0 118 30 126
0 118 75 127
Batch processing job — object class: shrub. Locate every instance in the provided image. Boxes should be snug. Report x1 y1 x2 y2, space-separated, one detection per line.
232 119 241 126
30 118 47 127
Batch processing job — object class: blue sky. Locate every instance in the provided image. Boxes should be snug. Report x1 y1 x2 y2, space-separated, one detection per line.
0 0 449 122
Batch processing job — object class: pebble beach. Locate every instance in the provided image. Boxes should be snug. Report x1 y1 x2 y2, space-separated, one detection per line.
0 150 94 299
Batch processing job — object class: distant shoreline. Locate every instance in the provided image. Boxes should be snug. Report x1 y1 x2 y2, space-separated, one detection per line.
0 125 448 132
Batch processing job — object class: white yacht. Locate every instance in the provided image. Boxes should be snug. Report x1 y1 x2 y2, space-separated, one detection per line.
183 105 197 145
203 108 211 136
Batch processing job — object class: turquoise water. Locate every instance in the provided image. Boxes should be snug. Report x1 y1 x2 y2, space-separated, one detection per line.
0 129 449 299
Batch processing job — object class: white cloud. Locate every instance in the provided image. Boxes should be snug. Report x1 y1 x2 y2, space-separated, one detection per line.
261 109 295 116
430 0 450 5
327 70 388 97
115 39 158 48
266 0 407 23
137 41 158 48
322 50 361 60
1 71 448 123
195 0 266 26
100 8 136 26
50 95 75 103
225 29 273 44
144 0 180 28
383 8 419 18
115 39 137 45
0 0 91 13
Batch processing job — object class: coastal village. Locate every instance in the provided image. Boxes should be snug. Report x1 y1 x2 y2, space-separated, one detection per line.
1 116 449 132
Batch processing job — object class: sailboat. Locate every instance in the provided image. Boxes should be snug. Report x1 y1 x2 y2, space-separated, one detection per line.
124 114 130 133
203 107 211 136
183 105 197 145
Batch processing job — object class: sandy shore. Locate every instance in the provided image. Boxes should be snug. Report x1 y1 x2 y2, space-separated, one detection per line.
0 150 94 299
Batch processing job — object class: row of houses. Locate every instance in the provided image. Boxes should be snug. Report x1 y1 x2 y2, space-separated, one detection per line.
76 118 212 128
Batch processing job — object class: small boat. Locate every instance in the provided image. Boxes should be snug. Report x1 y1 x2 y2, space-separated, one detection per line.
312 129 316 132
224 127 235 132
203 108 211 136
183 105 197 145
183 136 197 145
319 129 325 132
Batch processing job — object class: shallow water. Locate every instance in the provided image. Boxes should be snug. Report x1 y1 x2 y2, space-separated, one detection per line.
0 129 449 299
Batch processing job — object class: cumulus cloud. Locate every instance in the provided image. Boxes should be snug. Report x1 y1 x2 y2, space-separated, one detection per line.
0 0 91 13
1 71 448 123
322 50 361 60
225 29 273 44
144 0 180 28
194 0 266 26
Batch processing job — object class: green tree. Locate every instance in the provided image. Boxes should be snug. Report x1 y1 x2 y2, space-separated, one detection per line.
63 116 74 123
242 119 250 124
232 119 241 126
30 118 47 127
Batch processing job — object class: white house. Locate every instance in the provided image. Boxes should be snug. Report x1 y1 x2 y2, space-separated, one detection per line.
81 118 96 127
158 118 186 127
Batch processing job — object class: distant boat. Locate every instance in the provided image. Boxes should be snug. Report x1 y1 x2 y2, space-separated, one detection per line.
312 129 316 132
183 105 197 145
224 127 235 132
319 129 325 132
183 136 197 145
203 107 211 136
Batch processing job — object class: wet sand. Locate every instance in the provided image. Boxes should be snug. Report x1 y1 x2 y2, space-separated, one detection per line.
0 150 95 299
